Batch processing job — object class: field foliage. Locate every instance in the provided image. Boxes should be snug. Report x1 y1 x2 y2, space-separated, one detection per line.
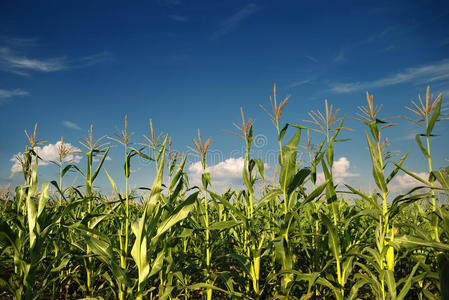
0 86 448 299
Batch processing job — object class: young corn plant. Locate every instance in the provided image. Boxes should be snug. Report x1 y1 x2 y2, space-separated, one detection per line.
0 125 58 299
189 128 214 299
303 99 352 298
130 136 198 299
400 86 447 241
349 92 418 300
108 115 135 300
237 108 265 296
78 125 110 297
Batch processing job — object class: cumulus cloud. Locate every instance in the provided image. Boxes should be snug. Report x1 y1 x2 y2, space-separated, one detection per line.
188 157 245 183
10 141 82 173
317 157 359 184
188 157 269 191
389 172 428 193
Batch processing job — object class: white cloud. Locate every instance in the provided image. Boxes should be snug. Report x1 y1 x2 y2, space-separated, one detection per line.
0 88 28 98
288 79 312 88
10 141 82 173
62 120 81 130
331 59 449 93
157 0 182 7
93 155 112 163
189 157 245 182
305 56 318 63
188 157 269 191
169 15 187 22
389 172 428 193
334 49 345 62
317 157 359 184
0 44 113 76
211 4 260 40
0 47 65 75
0 88 28 104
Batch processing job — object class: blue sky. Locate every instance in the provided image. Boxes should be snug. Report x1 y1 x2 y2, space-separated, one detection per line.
1 0 449 194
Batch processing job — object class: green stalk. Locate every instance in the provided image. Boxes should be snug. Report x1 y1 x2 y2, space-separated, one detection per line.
119 143 130 300
86 150 93 297
201 158 212 300
426 133 439 241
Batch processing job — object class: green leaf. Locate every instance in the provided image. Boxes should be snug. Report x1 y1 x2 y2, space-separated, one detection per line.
256 189 281 208
384 270 397 299
169 155 187 191
391 235 449 251
320 213 341 261
148 251 164 278
439 254 449 300
92 148 110 182
209 220 241 231
432 169 449 191
287 167 310 197
392 162 430 185
278 123 289 143
253 158 265 185
322 158 337 204
365 131 387 194
105 170 120 198
302 180 327 205
188 283 243 298
386 151 409 184
397 262 419 300
147 136 168 213
202 172 211 190
279 126 302 193
153 192 197 240
427 97 442 136
208 190 247 221
415 135 429 159
37 182 49 218
61 164 74 178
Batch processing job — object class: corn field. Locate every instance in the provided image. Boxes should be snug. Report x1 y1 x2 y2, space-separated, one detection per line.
1 85 448 299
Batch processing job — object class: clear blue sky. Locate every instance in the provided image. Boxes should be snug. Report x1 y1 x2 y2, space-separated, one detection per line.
1 0 449 194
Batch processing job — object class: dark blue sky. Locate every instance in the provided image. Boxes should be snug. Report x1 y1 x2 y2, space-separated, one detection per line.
1 0 449 193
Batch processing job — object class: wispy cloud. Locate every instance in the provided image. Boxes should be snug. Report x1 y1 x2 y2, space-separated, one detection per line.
0 88 28 104
331 59 449 93
157 0 182 7
288 79 312 88
0 88 28 99
168 15 187 22
62 120 81 130
211 3 260 40
0 38 114 76
381 45 395 52
305 55 318 63
334 49 345 62
333 25 396 64
0 47 65 75
71 51 114 69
